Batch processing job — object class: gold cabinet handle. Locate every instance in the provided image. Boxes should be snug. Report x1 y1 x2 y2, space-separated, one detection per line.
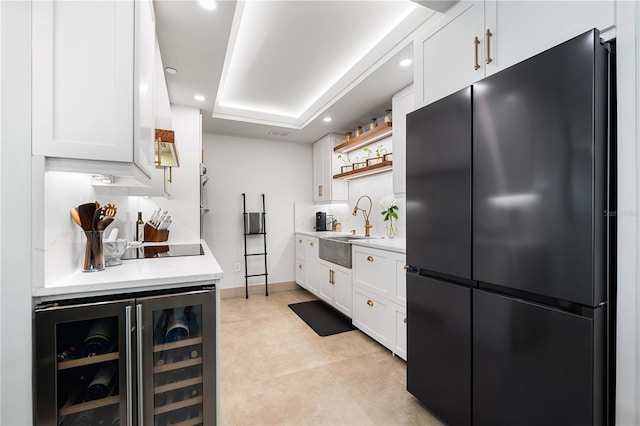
367 256 374 262
367 300 374 307
310 242 314 247
331 270 335 284
403 264 409 270
298 239 302 244
318 185 323 197
485 29 493 64
298 264 303 269
473 36 480 70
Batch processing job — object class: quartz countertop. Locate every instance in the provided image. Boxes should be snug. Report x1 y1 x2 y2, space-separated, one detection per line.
33 240 223 301
295 230 405 254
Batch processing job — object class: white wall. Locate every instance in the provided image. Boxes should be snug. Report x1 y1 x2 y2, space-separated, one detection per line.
202 133 312 289
1 1 33 424
615 1 640 424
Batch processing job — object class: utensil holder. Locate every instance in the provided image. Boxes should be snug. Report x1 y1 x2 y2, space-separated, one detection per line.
82 230 105 272
144 223 169 242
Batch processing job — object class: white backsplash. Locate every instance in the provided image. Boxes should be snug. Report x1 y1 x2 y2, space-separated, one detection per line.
294 170 406 239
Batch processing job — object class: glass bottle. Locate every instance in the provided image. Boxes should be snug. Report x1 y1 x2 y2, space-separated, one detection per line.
369 117 378 130
355 126 363 137
135 212 144 242
345 132 352 142
384 109 392 124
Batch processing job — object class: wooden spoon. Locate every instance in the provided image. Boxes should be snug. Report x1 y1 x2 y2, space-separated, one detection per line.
77 202 97 232
70 208 82 227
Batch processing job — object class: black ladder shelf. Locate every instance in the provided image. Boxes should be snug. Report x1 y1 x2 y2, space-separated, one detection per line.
242 193 268 299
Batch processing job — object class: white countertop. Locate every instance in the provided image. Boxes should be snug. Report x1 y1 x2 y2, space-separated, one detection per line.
295 231 405 254
33 240 223 301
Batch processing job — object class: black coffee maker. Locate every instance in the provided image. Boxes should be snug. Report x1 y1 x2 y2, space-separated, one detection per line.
315 212 327 231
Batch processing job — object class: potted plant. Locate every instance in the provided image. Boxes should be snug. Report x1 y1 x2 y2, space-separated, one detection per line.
337 153 353 173
380 196 399 238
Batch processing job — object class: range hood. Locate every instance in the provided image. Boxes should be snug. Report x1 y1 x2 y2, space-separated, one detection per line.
155 128 179 168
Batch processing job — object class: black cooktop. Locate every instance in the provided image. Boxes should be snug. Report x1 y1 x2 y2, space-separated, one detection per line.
121 244 204 260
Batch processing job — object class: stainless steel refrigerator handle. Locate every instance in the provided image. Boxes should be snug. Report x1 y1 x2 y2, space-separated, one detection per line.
125 306 133 426
136 304 144 426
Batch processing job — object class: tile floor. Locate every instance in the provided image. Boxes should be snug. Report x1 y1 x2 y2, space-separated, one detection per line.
219 288 443 425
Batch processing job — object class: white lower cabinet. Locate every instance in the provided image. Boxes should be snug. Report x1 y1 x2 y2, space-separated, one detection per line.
317 260 352 317
353 289 394 349
352 245 406 359
295 235 319 294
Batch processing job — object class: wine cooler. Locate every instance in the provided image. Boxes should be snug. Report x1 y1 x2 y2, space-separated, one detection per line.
34 286 217 426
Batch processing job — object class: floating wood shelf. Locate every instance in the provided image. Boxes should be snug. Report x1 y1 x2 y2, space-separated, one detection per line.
333 122 392 153
333 160 392 180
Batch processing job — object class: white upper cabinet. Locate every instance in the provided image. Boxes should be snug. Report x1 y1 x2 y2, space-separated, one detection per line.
32 0 156 180
312 133 348 203
415 0 614 107
391 85 414 195
484 1 614 77
416 1 485 107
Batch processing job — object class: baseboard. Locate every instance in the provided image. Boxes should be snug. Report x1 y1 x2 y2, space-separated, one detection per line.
219 281 298 299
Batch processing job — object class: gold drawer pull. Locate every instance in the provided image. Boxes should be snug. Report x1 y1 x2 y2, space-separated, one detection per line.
403 264 409 270
298 239 302 244
367 256 374 262
367 300 374 307
298 264 302 269
485 29 493 64
310 242 314 247
473 36 480 70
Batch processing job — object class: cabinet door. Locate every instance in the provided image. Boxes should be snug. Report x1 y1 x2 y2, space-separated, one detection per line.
295 260 307 288
134 0 156 177
394 307 407 360
137 289 216 426
312 138 328 203
352 288 394 350
32 1 135 162
391 85 414 195
34 299 135 426
332 266 352 317
305 238 320 294
418 1 485 106
485 0 614 77
316 262 334 304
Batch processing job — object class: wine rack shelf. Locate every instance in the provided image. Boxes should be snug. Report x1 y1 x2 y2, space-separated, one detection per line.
154 336 203 352
165 415 204 426
154 395 203 416
154 356 202 374
154 376 203 395
59 395 119 417
58 352 119 371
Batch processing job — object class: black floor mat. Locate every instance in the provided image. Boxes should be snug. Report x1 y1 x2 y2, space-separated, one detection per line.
288 300 357 336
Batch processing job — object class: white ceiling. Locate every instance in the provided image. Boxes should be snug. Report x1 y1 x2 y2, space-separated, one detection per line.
154 0 439 143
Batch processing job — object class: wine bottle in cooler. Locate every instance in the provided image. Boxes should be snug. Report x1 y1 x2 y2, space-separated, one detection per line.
83 319 114 357
165 308 189 342
85 362 117 401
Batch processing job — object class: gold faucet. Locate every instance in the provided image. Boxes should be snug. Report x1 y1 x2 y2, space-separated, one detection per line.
352 195 373 237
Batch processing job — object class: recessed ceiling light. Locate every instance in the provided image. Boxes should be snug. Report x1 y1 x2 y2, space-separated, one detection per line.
323 116 332 123
199 0 218 10
165 67 178 75
194 95 206 102
399 58 413 67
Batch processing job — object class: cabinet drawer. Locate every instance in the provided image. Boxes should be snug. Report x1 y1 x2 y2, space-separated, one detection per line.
295 260 306 288
296 236 306 260
353 248 395 297
352 289 394 350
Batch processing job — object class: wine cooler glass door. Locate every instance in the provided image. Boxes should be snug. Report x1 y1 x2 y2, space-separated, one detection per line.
137 288 216 426
34 299 135 426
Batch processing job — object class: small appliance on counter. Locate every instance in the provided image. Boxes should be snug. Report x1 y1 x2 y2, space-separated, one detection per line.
315 211 327 231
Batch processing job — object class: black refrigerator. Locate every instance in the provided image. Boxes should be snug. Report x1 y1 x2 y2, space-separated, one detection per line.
406 29 614 426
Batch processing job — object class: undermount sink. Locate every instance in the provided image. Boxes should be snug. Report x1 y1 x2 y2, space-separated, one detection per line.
318 235 369 268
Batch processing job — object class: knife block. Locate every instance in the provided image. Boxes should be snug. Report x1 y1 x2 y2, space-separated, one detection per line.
144 222 169 242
